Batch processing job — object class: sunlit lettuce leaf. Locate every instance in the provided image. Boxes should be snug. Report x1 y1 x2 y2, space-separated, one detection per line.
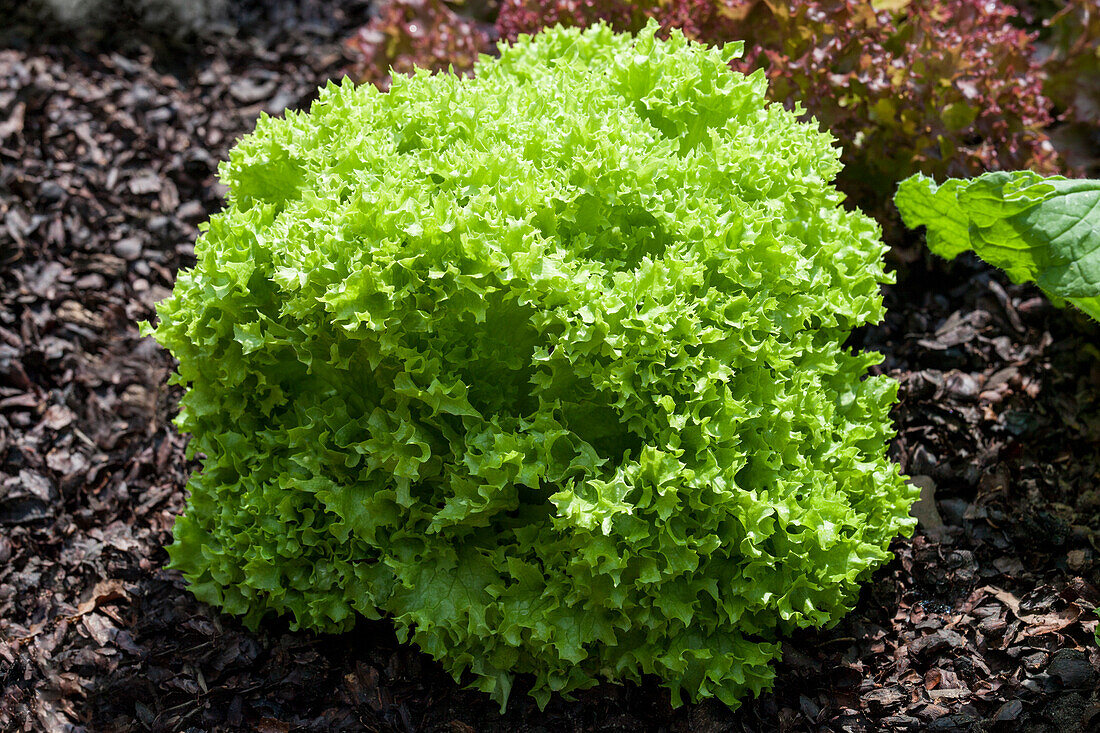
895 171 1100 320
149 20 915 713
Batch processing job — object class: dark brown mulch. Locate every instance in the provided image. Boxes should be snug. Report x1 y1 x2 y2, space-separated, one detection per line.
1 2 1099 731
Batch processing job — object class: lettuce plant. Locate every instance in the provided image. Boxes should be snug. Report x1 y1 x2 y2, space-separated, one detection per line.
150 22 916 710
895 172 1100 320
344 0 493 89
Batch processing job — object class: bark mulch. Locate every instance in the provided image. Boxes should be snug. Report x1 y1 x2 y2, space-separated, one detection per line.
1 2 1098 731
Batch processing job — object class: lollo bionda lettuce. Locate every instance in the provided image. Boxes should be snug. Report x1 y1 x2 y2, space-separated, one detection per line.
148 21 917 710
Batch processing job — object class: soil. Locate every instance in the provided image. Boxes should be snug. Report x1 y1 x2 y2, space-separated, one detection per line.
1 2 1099 731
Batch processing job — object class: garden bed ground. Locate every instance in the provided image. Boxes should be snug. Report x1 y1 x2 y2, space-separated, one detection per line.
1 2 1099 731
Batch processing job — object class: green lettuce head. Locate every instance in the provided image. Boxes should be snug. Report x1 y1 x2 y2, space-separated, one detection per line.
149 20 916 711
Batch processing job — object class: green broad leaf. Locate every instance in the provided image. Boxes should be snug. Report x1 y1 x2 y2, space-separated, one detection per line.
895 171 1100 320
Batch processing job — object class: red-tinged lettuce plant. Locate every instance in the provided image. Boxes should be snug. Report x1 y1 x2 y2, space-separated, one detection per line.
494 0 1062 228
151 22 917 711
345 0 494 89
